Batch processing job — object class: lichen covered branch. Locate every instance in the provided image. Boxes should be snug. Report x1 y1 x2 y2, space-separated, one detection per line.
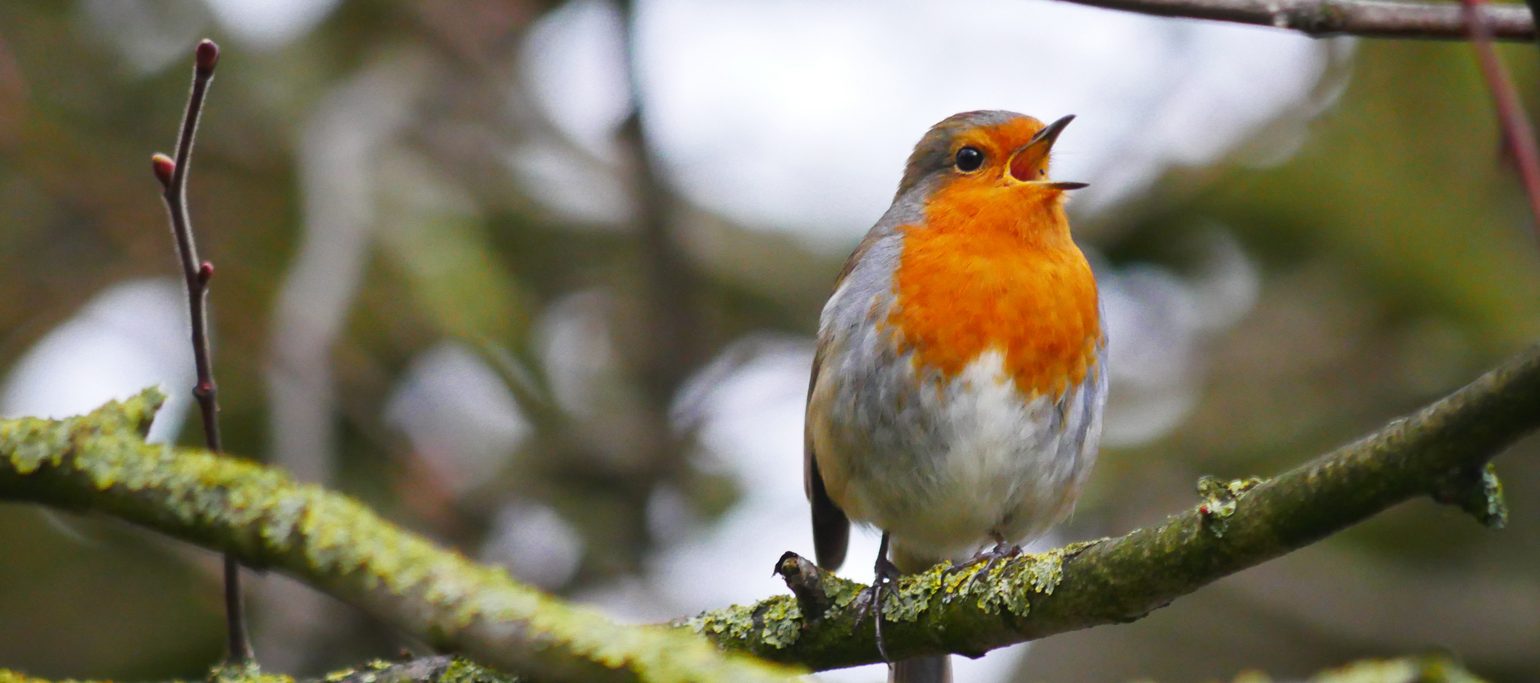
0 391 795 683
1057 0 1535 41
687 344 1540 670
2 343 1536 676
0 655 1490 683
0 656 522 683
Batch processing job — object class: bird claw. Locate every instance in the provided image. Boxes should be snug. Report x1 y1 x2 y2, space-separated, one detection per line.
977 538 1024 563
949 538 1022 592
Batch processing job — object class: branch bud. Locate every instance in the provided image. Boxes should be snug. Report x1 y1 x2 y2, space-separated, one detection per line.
198 261 215 286
151 153 175 188
195 39 220 76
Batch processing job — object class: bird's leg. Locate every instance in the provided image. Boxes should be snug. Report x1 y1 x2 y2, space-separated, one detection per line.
979 532 1023 562
856 531 900 664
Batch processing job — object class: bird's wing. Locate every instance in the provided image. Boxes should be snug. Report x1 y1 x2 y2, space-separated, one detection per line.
804 229 886 571
805 339 849 571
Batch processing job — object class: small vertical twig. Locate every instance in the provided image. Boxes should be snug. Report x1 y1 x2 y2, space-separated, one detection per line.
1460 0 1540 244
150 38 253 666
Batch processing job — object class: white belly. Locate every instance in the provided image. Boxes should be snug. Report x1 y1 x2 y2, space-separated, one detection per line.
813 346 1106 562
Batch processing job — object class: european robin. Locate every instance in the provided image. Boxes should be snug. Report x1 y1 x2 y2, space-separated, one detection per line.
804 111 1105 683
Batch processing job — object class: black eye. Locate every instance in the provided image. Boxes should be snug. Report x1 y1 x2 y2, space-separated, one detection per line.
954 146 985 172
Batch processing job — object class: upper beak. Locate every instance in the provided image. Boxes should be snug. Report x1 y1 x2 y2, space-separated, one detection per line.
1007 114 1087 190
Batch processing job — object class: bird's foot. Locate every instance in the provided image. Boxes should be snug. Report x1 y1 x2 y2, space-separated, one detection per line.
951 538 1022 591
855 535 902 664
973 538 1024 564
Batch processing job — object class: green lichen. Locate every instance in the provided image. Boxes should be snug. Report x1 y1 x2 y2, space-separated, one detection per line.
822 575 866 610
438 658 519 683
683 595 804 651
882 567 942 623
687 601 771 643
208 661 291 683
755 599 804 649
1196 475 1266 538
973 562 1032 618
1430 460 1510 529
965 542 1088 619
1455 464 1507 530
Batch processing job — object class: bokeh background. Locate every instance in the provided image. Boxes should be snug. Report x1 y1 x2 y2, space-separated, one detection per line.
1 1 1538 681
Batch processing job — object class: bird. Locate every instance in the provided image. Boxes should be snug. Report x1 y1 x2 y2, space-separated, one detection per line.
803 110 1106 683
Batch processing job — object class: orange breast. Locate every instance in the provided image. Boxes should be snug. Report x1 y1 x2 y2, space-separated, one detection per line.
886 186 1101 397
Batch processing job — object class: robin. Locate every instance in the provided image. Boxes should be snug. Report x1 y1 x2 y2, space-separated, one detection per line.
804 111 1106 683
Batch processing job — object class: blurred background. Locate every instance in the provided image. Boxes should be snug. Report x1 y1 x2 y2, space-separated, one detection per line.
0 1 1538 681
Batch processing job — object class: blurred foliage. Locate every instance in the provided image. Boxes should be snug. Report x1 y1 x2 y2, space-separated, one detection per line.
0 1 1536 682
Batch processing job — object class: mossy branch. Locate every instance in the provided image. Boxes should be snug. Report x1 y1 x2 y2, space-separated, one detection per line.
685 344 1540 670
1 346 1536 679
0 654 1490 683
0 656 521 683
0 392 797 683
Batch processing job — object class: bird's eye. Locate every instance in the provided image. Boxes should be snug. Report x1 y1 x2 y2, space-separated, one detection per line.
954 146 985 172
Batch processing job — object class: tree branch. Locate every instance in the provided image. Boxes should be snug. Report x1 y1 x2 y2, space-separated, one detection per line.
686 344 1538 670
1 343 1535 677
0 655 1491 683
0 657 523 683
1057 0 1535 41
0 390 795 683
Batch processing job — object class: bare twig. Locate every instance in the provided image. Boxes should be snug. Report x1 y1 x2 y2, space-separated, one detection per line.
150 38 252 665
1057 0 1535 41
1460 0 1540 244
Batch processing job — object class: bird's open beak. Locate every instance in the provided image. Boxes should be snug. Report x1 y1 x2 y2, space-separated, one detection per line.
1007 115 1087 190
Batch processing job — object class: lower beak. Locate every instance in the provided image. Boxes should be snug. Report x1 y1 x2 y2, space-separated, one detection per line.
1007 115 1086 190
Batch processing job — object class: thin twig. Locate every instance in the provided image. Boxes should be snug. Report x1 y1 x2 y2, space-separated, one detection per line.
150 38 253 666
1460 0 1540 244
1057 0 1534 41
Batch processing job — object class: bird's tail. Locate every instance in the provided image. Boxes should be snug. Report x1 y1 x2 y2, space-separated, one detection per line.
887 547 951 683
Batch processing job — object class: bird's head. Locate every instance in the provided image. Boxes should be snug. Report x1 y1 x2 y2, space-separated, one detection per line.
895 110 1085 201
